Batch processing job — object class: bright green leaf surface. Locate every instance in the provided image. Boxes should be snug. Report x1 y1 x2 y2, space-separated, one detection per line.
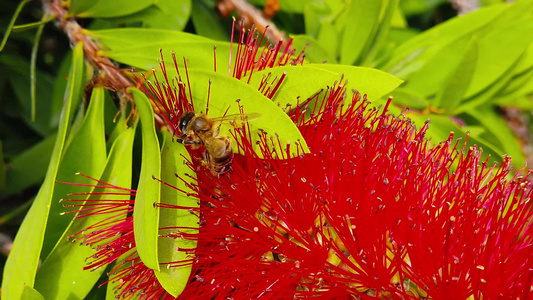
411 114 504 165
383 4 506 76
183 68 309 157
390 4 407 28
1 43 84 300
398 33 470 97
339 0 381 65
457 55 522 113
90 28 230 71
131 89 161 271
21 286 45 300
464 16 533 98
511 42 533 76
278 0 308 13
363 0 398 66
310 64 403 100
400 0 445 16
73 0 155 18
495 95 533 110
155 131 198 297
315 24 339 63
91 28 209 48
41 87 107 259
499 68 533 100
466 106 525 167
247 65 402 109
145 0 191 30
434 37 478 113
69 0 97 17
303 0 345 38
388 88 428 110
35 124 136 300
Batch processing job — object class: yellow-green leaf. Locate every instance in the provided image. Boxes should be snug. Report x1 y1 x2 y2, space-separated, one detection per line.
131 88 161 271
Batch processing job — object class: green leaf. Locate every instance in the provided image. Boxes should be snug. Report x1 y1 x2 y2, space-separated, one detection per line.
144 0 191 30
383 4 507 76
465 106 525 167
1 43 84 300
49 51 75 130
433 37 478 113
1 134 55 197
90 28 229 71
105 0 192 31
303 0 344 37
456 52 523 113
410 114 504 165
399 0 445 16
183 68 309 157
1 54 60 136
21 286 45 300
30 22 45 121
247 64 402 108
0 0 31 52
390 4 407 28
497 68 533 101
72 0 155 18
311 64 403 100
339 0 381 65
363 0 398 66
131 89 161 271
389 88 428 110
12 17 55 32
155 131 198 297
35 124 136 300
69 0 97 17
397 33 471 97
278 0 309 13
464 16 533 98
191 0 229 41
316 23 340 63
40 87 107 259
510 42 533 76
494 95 533 110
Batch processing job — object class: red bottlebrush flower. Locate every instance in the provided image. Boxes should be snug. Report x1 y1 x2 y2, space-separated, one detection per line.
64 22 308 299
176 83 533 299
61 173 197 299
67 83 533 298
67 23 532 299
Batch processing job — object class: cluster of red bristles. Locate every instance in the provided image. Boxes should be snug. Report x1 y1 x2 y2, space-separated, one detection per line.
62 23 533 299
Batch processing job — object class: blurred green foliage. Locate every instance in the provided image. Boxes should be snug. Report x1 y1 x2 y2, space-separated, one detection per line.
0 0 531 298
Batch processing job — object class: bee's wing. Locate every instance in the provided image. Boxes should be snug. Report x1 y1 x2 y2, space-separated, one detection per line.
212 113 261 127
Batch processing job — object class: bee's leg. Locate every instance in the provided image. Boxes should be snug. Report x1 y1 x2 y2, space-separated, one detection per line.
177 139 201 146
204 150 211 166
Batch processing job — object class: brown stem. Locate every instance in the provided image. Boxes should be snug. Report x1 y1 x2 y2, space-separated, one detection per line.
45 0 134 96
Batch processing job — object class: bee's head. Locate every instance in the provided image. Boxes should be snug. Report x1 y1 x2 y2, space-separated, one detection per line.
178 112 195 134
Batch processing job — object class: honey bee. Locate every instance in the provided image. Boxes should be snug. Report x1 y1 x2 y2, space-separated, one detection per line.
177 112 260 176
